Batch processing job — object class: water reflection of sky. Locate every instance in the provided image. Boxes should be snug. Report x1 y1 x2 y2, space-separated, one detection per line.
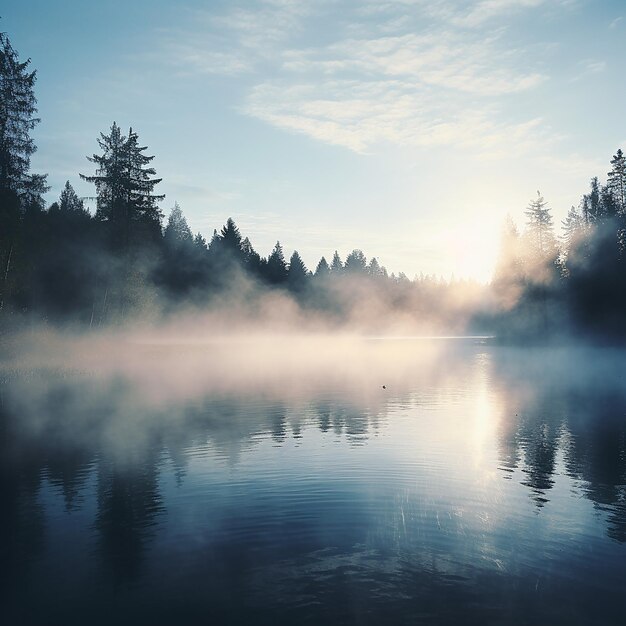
1 341 626 624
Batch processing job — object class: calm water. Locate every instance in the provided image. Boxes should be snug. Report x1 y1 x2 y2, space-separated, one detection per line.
1 338 626 625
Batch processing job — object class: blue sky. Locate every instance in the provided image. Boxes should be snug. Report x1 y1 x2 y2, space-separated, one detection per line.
3 0 625 280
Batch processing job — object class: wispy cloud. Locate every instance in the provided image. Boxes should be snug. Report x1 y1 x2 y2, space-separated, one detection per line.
453 0 550 28
569 58 607 82
245 80 549 154
160 0 570 155
282 32 546 95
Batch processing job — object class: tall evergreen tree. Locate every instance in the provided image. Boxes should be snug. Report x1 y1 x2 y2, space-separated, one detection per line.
524 192 556 259
266 241 288 284
164 203 192 248
368 257 382 277
287 250 308 289
315 256 330 278
81 123 164 249
207 229 220 254
218 217 244 259
344 249 367 273
194 232 207 251
124 127 164 231
0 32 48 202
0 31 48 313
561 205 584 249
241 236 263 275
608 149 626 214
588 178 600 222
56 180 87 214
330 250 343 274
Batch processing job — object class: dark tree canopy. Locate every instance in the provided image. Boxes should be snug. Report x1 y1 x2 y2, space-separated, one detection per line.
54 181 87 215
561 206 583 249
608 149 626 213
0 31 48 203
81 123 164 249
368 257 384 278
315 256 330 277
287 250 308 290
194 232 207 251
344 249 367 274
330 250 343 274
266 241 288 284
220 217 243 251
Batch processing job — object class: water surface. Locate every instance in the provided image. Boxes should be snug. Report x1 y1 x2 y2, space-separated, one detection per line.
1 338 625 625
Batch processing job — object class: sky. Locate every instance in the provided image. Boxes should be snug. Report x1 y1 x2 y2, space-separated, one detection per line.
3 0 625 281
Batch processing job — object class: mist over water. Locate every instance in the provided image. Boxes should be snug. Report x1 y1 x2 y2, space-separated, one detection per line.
1 335 626 625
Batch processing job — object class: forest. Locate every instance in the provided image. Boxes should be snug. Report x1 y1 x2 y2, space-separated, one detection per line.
1 29 625 340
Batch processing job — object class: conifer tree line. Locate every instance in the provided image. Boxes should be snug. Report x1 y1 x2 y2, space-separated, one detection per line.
1 29 625 338
0 29 473 329
492 149 626 340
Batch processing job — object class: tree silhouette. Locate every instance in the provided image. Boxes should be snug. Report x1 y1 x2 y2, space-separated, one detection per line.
81 123 164 250
0 32 48 202
194 232 207 251
561 206 584 249
287 250 309 291
0 31 49 313
241 236 263 276
330 250 343 274
55 181 87 215
344 249 367 274
266 241 288 284
524 192 556 260
219 217 243 257
368 257 384 278
608 149 626 213
315 256 330 278
164 203 193 249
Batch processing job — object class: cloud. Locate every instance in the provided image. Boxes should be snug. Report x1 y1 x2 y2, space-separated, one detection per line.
568 59 607 82
244 80 549 155
358 0 568 28
454 0 549 28
158 0 312 76
160 0 568 155
282 32 546 96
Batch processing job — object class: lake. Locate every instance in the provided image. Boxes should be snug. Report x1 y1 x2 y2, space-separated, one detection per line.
1 336 625 625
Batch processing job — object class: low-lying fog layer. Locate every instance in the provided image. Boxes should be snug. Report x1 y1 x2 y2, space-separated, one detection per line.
1 328 461 403
2 328 626 458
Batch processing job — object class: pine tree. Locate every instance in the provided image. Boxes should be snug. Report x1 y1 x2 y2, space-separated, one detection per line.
315 256 330 277
241 236 262 274
524 191 556 259
330 250 343 274
344 249 367 273
368 257 383 277
0 31 48 313
266 241 288 284
218 217 244 259
81 123 164 249
207 229 220 255
164 203 192 247
561 205 583 249
194 232 207 251
0 32 48 202
57 181 87 214
287 250 308 289
608 149 626 214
